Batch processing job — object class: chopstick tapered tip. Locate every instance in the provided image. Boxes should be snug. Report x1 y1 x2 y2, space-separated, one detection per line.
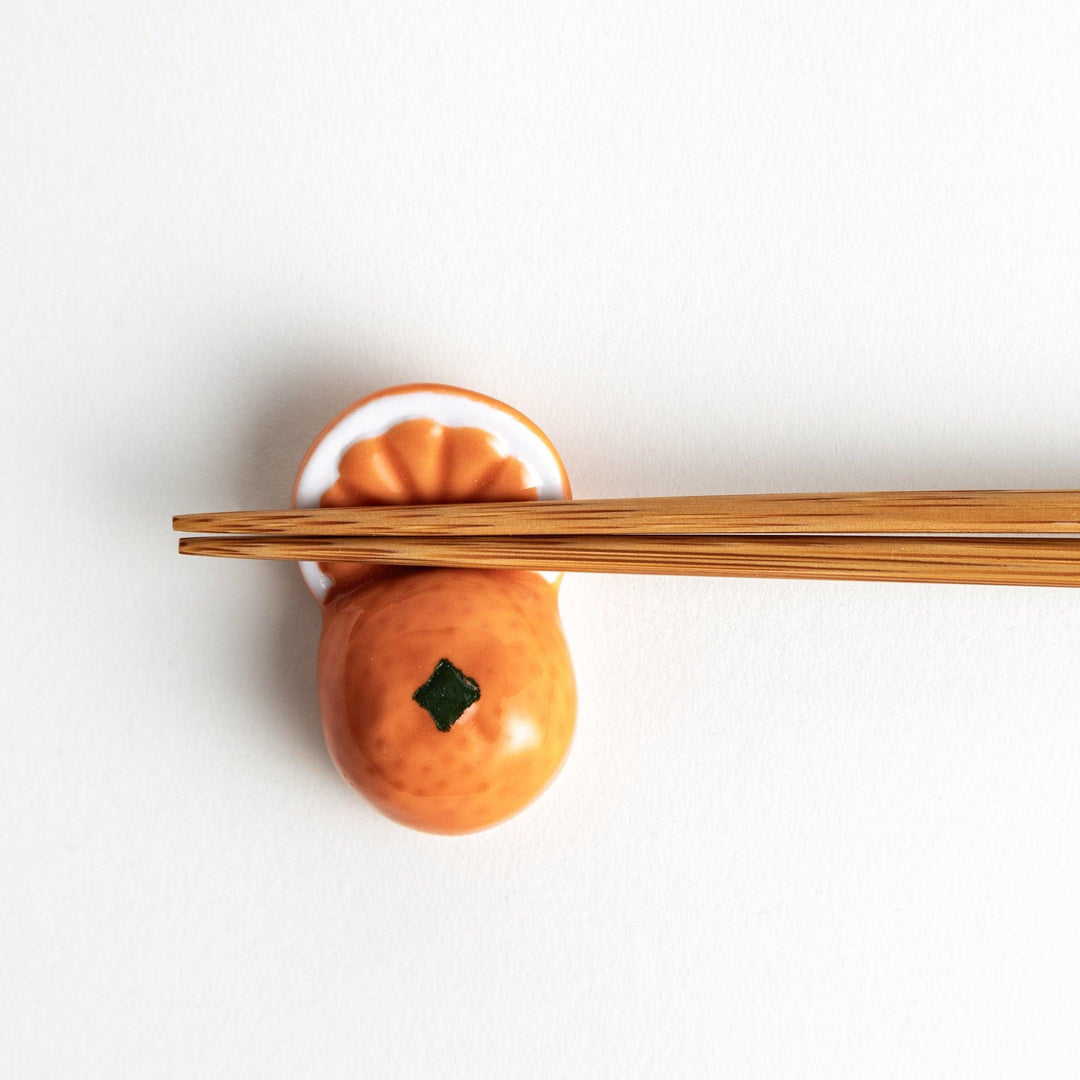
174 513 214 533
178 537 218 557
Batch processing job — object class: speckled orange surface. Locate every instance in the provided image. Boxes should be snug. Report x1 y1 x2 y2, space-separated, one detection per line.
319 568 576 833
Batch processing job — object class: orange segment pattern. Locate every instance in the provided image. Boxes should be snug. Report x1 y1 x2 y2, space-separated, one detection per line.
321 418 536 506
317 418 538 599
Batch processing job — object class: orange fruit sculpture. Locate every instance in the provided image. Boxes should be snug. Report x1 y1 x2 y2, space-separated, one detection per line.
293 384 576 833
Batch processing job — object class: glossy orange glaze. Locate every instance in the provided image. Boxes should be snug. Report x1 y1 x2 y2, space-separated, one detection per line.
312 409 575 834
319 568 576 833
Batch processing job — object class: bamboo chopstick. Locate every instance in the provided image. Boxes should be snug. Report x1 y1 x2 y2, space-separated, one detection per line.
173 490 1080 537
177 533 1080 588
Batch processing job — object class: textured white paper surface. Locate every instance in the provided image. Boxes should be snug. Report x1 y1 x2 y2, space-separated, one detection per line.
3 3 1080 1077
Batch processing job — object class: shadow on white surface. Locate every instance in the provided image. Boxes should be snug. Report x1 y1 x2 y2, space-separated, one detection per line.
584 410 1080 503
191 352 421 783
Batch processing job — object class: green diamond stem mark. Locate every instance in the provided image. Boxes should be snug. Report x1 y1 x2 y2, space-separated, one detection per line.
413 659 480 732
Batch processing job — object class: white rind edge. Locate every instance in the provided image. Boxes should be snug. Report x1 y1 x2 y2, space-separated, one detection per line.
292 388 570 601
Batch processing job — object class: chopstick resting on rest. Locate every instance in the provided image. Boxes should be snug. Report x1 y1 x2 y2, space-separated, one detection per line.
174 490 1080 588
175 490 1080 537
177 533 1080 588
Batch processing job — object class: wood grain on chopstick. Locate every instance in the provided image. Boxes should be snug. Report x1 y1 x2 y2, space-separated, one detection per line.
173 490 1080 537
177 534 1080 588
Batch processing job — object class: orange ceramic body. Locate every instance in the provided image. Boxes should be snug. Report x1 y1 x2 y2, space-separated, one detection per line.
294 384 576 834
318 568 576 833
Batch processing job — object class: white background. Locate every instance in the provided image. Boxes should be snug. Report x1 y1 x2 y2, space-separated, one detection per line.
3 3 1080 1077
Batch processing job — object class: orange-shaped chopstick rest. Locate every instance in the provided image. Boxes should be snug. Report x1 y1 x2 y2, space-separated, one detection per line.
294 384 576 834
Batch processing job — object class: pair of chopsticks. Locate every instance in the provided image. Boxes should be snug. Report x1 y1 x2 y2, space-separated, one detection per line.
174 490 1080 587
